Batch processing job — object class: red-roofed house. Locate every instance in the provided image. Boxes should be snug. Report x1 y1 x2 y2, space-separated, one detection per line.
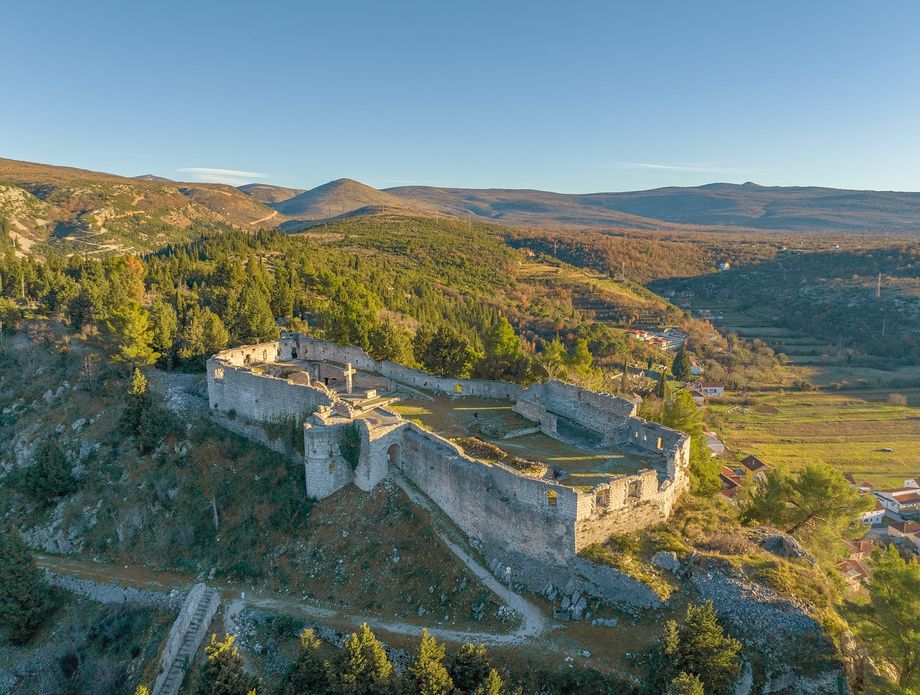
887 520 920 538
837 558 870 589
720 466 743 498
874 488 920 521
692 382 725 398
905 477 920 489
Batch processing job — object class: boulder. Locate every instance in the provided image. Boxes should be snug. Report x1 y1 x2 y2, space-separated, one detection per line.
651 550 681 573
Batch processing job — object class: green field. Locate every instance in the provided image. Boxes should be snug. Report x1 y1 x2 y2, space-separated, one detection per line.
709 391 920 489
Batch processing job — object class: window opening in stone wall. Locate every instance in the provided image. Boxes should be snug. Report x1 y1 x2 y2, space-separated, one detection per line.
213 367 224 381
546 489 558 507
628 480 642 498
595 488 609 508
657 437 663 450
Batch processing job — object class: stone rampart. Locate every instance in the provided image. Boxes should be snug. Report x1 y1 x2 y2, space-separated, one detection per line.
208 346 333 422
396 424 579 565
522 380 638 438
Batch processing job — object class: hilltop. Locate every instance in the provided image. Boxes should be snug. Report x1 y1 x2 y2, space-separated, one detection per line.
237 182 305 204
269 178 435 221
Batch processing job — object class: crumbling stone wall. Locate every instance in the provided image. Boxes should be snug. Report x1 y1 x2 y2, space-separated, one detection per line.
207 348 333 422
522 380 638 438
397 424 579 564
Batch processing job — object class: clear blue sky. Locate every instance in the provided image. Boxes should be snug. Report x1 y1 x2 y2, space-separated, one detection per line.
2 1 918 192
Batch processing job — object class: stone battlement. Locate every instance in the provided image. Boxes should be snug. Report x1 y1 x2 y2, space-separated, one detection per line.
207 335 690 598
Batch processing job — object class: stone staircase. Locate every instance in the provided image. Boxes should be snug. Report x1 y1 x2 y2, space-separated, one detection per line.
152 583 221 695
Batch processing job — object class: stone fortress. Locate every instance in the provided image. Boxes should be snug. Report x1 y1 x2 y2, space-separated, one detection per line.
207 334 691 607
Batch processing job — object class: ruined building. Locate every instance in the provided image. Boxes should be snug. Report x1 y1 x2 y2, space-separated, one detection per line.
207 334 691 607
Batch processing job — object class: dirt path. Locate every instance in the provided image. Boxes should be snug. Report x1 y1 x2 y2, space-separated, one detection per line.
249 210 278 226
393 474 550 641
37 544 551 647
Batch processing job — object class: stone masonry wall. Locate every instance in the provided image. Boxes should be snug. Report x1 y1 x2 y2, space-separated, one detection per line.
207 357 333 422
296 336 523 400
397 424 579 565
524 380 638 438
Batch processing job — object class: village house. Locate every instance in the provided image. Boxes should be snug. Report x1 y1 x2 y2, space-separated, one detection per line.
691 382 725 398
886 519 920 538
836 558 870 590
720 455 770 498
874 487 920 521
860 500 885 525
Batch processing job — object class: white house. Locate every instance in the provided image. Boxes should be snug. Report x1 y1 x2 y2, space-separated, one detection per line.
692 382 725 398
874 487 920 521
860 500 885 525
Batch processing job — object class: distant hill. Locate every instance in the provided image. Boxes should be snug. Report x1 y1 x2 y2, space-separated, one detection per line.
272 178 435 219
386 182 920 234
238 183 305 204
0 157 285 254
134 174 174 182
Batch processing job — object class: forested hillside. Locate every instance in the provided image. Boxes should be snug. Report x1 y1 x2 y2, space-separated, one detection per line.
653 245 920 365
0 158 285 255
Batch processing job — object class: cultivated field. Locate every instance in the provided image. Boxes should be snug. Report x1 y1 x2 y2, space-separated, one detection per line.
709 391 920 489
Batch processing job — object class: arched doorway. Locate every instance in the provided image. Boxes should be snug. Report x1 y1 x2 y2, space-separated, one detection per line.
387 443 400 468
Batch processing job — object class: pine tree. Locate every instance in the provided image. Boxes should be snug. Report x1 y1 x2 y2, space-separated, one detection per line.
409 630 453 695
329 623 393 694
671 344 692 381
662 390 721 496
416 326 478 377
447 642 492 692
741 463 873 540
149 298 178 365
666 672 705 695
202 309 230 355
234 278 279 344
472 669 506 695
22 439 76 503
567 338 593 372
649 601 741 695
103 300 159 366
857 545 920 689
196 633 259 695
275 628 330 695
0 525 52 644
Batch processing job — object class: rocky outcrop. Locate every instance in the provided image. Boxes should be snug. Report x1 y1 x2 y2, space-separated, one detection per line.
692 566 844 693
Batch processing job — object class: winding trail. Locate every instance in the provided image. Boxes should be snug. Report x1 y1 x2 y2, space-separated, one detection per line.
249 209 279 226
36 515 551 648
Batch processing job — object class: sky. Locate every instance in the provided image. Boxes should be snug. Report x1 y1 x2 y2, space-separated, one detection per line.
2 1 919 193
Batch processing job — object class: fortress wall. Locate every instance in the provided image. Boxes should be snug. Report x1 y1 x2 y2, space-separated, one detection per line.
380 362 523 400
212 342 282 367
303 420 354 499
398 425 578 565
296 336 377 371
573 470 680 550
293 336 523 400
512 399 558 435
207 358 333 422
522 381 637 437
353 372 392 392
